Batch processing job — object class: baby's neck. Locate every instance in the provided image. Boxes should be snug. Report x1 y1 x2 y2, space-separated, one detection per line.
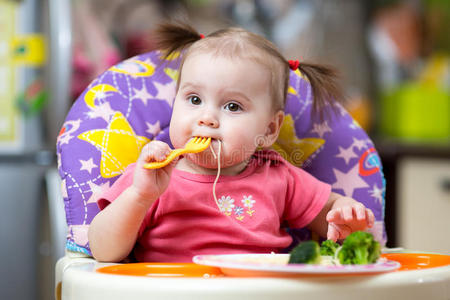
175 157 249 176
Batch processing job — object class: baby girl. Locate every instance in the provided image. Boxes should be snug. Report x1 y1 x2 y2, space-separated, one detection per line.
88 23 374 262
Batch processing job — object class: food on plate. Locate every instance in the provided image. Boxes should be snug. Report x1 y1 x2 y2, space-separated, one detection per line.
337 231 381 265
320 239 340 256
288 240 321 264
288 231 381 265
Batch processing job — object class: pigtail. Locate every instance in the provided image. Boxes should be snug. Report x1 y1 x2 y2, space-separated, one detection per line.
295 62 344 117
154 22 203 59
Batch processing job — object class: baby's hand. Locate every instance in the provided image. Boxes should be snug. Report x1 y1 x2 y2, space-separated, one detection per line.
326 197 375 242
132 141 178 201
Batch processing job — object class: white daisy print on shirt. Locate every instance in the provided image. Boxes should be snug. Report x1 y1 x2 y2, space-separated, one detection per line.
217 194 257 221
218 196 235 216
234 206 245 221
242 195 255 216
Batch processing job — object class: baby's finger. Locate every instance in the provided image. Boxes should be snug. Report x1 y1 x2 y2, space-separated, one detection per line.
142 141 171 162
342 206 353 222
326 208 342 223
337 224 353 240
327 223 339 242
139 144 152 161
162 156 179 173
354 203 366 220
366 208 375 227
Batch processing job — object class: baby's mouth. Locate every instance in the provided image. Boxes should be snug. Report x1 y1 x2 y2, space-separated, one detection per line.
193 136 221 144
210 138 223 148
189 136 222 155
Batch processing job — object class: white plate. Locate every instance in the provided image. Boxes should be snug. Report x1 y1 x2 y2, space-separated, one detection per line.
193 253 401 277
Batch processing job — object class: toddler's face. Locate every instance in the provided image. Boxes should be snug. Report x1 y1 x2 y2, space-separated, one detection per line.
169 52 279 173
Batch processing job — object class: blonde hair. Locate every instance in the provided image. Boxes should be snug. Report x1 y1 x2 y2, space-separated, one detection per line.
154 22 342 114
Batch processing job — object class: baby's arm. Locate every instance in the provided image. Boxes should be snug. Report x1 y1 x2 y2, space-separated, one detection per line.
88 186 156 262
308 192 375 242
88 141 176 262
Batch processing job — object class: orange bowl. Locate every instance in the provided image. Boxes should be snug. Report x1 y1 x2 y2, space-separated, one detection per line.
381 253 450 271
97 263 223 277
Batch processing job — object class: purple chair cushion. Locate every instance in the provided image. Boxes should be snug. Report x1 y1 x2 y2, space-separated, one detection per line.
57 51 386 255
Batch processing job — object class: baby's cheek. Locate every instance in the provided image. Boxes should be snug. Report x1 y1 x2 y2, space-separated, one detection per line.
227 138 257 161
229 129 254 145
169 123 188 149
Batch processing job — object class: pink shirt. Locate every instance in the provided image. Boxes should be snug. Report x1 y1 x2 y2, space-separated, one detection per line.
98 150 331 262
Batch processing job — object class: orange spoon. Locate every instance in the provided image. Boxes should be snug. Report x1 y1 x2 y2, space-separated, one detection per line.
144 137 211 169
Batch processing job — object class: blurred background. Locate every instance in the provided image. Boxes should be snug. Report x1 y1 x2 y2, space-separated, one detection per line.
0 0 448 298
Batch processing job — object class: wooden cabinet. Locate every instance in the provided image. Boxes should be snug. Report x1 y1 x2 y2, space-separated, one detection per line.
397 157 450 254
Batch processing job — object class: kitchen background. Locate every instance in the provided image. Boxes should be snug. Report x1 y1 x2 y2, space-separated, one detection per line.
0 0 448 299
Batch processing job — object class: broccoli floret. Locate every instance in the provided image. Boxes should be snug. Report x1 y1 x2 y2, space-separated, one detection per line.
320 240 340 256
368 239 381 263
337 231 381 265
288 241 321 264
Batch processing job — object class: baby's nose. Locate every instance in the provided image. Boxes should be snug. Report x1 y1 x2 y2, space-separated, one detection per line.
198 113 219 128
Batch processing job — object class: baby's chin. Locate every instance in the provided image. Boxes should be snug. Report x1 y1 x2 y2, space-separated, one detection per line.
184 152 221 169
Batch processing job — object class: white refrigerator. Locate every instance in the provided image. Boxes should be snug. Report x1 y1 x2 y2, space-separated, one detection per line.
0 0 71 299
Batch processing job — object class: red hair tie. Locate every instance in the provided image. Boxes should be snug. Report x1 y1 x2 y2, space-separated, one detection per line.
199 34 205 39
288 59 300 70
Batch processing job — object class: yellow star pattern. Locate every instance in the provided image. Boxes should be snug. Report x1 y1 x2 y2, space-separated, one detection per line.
159 50 181 81
294 68 308 81
287 86 297 95
287 69 308 95
160 51 180 61
84 84 118 109
272 114 325 166
109 60 155 77
78 112 150 178
164 68 179 81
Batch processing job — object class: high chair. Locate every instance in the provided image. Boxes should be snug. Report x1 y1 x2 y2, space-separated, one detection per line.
55 50 450 300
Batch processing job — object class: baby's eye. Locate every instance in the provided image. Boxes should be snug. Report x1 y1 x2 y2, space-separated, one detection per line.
224 102 241 112
188 95 202 105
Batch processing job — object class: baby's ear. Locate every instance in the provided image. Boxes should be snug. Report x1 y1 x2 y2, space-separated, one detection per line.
263 110 284 147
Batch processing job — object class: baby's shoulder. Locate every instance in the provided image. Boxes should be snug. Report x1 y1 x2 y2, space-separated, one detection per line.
252 149 308 177
252 150 290 168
